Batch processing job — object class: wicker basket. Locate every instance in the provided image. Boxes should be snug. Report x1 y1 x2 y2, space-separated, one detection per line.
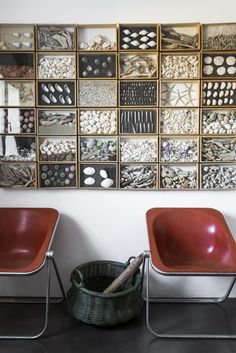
67 259 143 326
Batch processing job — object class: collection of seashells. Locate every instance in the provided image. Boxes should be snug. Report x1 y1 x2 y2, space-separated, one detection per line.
80 137 116 162
120 27 157 50
202 110 236 134
120 138 157 162
0 30 33 50
120 165 157 189
161 82 199 107
79 34 116 51
37 26 74 50
79 80 117 107
202 81 236 106
161 138 198 162
160 165 197 189
79 110 117 135
39 137 76 161
79 54 116 78
161 55 199 79
0 53 34 79
39 82 74 105
38 55 76 79
202 165 236 189
81 165 116 188
120 109 156 133
202 138 236 162
120 81 157 106
160 109 198 134
40 164 76 187
202 54 236 77
203 24 236 50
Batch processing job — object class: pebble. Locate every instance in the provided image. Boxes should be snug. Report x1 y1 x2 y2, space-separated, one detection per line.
83 167 95 175
39 138 76 161
38 55 76 79
101 178 113 188
84 177 95 185
160 109 198 134
79 110 117 134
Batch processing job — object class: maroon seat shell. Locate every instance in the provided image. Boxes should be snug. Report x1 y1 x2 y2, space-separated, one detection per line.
0 208 59 273
146 208 236 274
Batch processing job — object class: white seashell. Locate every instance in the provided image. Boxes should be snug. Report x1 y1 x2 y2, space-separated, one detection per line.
48 83 55 93
22 42 32 48
232 83 236 89
121 44 129 49
130 40 139 46
229 99 234 105
218 99 223 105
101 178 114 188
123 29 131 35
64 84 71 94
203 83 207 89
83 167 95 175
84 177 95 185
88 39 95 47
42 95 50 104
206 99 211 105
140 36 149 42
23 32 32 39
139 30 148 36
227 82 232 89
226 56 236 66
49 94 57 103
41 84 49 93
147 41 156 47
220 82 226 89
219 90 224 97
230 90 234 96
147 32 156 38
55 83 63 92
59 95 65 104
213 82 219 90
123 37 131 43
212 99 217 105
139 44 148 49
225 90 229 97
224 98 229 104
102 41 111 48
213 91 218 98
12 42 21 48
12 32 20 38
207 90 212 97
213 56 224 66
66 96 72 104
207 82 213 89
94 35 103 45
100 169 108 178
130 32 139 38
79 42 88 50
204 56 212 64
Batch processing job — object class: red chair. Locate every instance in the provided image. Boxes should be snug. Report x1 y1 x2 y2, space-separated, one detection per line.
0 208 65 339
145 208 236 338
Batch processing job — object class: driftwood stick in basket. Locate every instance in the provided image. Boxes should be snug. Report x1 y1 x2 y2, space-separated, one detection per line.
103 254 143 294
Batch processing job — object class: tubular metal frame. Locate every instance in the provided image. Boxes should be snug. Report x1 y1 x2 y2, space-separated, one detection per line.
144 251 236 339
0 251 66 340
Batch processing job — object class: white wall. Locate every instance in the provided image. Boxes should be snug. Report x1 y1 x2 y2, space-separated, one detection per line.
0 0 236 297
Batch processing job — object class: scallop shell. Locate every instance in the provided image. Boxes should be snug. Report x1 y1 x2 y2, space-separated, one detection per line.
101 178 114 188
123 37 131 43
84 177 95 185
140 36 149 42
147 41 156 47
226 56 236 66
139 30 148 36
121 44 129 49
147 32 156 38
12 42 21 48
123 29 131 35
217 66 226 76
204 56 212 64
83 167 95 175
12 32 20 38
139 44 148 49
213 56 224 66
203 65 213 75
42 95 50 104
130 32 139 38
130 40 140 46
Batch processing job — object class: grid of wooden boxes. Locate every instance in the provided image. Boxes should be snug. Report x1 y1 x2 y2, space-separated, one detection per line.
0 23 236 190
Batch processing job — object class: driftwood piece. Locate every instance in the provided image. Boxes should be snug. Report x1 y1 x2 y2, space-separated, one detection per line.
103 254 143 294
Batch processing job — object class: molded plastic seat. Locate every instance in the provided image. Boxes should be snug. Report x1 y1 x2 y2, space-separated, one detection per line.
0 208 59 274
146 208 236 274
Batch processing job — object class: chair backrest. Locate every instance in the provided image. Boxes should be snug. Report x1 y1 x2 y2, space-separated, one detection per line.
0 208 59 273
146 208 236 273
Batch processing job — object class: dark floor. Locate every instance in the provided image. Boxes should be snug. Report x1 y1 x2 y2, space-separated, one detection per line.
1 300 236 352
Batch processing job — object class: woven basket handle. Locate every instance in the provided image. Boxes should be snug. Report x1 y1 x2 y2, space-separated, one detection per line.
71 268 84 289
